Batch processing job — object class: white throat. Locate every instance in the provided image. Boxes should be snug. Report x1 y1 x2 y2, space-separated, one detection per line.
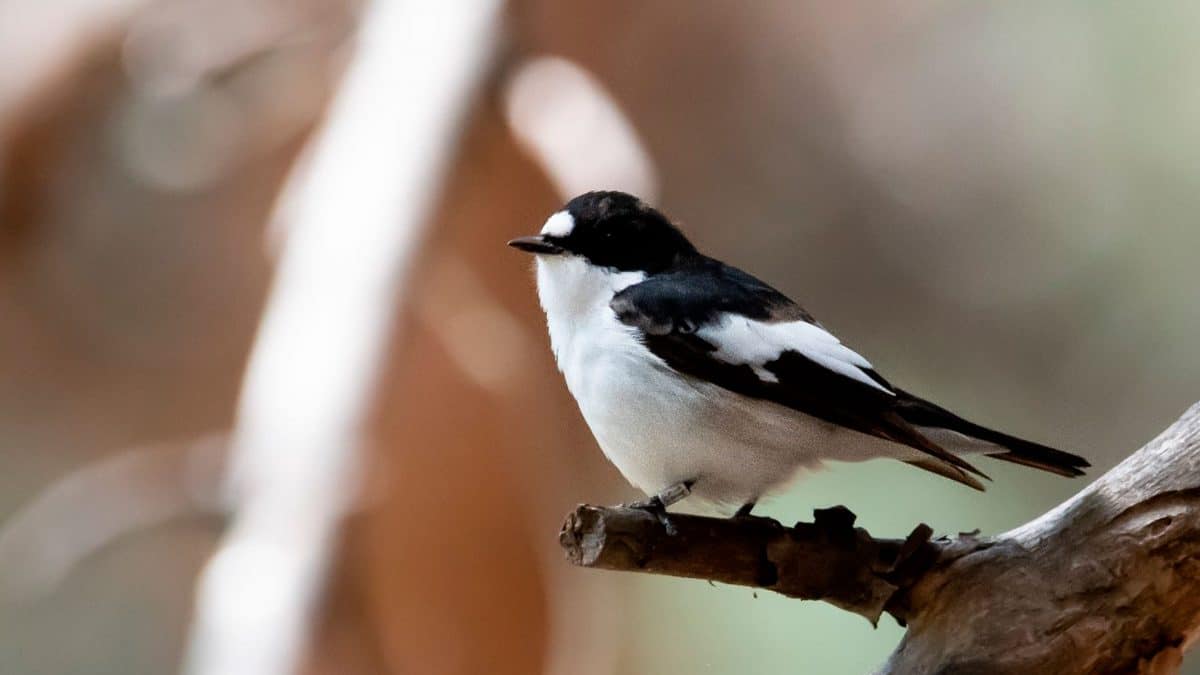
535 255 646 365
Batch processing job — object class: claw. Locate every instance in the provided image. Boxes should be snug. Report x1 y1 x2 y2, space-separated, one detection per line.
624 496 678 536
619 480 694 537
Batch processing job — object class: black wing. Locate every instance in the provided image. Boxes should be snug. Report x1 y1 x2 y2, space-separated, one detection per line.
611 258 988 485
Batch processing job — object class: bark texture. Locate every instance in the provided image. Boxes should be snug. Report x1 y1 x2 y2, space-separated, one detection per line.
561 504 937 625
561 402 1200 674
885 402 1200 674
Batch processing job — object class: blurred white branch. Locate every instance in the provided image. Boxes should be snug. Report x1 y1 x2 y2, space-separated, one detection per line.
182 1 504 674
0 0 150 194
504 56 658 202
0 435 226 601
0 0 148 122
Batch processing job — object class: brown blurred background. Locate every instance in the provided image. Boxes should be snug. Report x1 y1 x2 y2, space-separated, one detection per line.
2 1 1199 673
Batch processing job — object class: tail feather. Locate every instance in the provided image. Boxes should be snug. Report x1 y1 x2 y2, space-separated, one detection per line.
986 448 1086 477
904 458 987 491
894 389 1090 479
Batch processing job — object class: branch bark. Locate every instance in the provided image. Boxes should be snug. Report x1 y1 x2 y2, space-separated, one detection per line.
560 402 1200 673
561 504 937 625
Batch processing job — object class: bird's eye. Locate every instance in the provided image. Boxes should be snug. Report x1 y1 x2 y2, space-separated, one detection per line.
677 318 697 334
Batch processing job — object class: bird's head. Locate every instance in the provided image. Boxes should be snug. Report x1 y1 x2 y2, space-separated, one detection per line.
508 191 696 275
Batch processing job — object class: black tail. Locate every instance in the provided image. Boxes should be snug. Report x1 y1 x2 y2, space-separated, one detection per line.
894 390 1089 478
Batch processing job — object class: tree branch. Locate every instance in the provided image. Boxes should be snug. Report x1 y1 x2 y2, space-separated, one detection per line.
560 402 1200 672
561 504 938 625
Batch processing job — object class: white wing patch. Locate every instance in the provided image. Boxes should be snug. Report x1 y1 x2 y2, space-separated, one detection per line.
694 315 894 394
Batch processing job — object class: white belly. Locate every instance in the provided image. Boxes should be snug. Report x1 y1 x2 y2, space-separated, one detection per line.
552 302 839 506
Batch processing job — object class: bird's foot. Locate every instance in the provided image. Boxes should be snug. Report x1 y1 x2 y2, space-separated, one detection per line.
623 496 677 535
621 480 695 536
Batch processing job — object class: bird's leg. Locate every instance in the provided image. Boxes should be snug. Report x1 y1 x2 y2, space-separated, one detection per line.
733 501 757 518
626 495 673 534
624 480 694 509
731 499 779 525
623 480 694 535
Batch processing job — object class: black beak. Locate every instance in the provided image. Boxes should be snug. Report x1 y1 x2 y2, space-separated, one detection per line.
507 235 564 255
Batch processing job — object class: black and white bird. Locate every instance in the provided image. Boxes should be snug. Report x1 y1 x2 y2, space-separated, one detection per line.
509 191 1088 524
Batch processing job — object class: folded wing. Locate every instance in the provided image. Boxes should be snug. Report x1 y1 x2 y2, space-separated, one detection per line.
610 260 988 487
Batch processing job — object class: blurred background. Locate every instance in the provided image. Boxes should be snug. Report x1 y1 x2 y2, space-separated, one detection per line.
2 1 1199 673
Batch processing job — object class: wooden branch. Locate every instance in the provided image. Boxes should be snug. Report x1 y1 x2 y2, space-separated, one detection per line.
560 402 1200 673
561 504 939 625
0 436 227 600
885 402 1200 674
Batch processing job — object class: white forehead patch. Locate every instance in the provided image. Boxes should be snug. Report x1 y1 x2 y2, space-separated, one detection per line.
541 210 575 237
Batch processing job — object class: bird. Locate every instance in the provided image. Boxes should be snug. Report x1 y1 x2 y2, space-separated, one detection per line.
508 190 1088 529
